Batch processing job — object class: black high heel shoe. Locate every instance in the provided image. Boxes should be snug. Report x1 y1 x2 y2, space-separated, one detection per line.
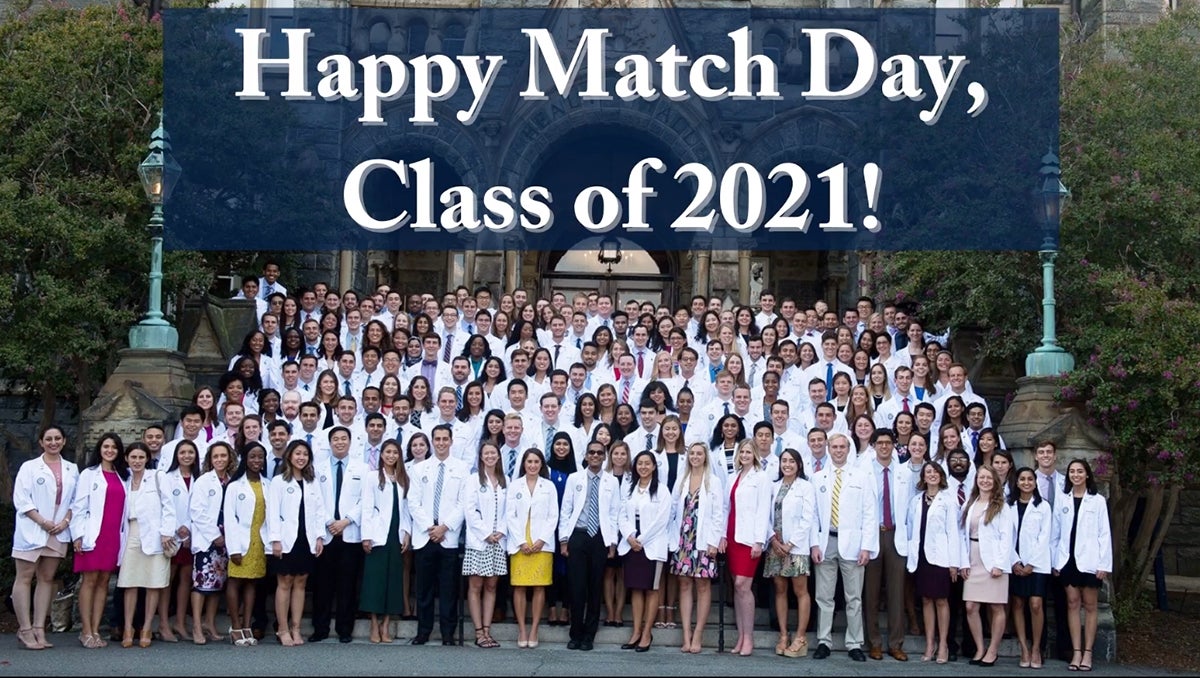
620 636 642 650
636 634 653 652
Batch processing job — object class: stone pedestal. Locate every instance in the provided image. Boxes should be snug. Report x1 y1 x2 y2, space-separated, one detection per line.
178 296 257 391
997 374 1116 660
79 349 194 450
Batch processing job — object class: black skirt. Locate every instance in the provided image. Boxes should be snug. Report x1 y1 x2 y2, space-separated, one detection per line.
1059 557 1102 589
1010 571 1050 599
271 494 316 576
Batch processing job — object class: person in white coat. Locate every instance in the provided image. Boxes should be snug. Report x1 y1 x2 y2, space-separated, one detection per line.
765 448 819 659
905 461 963 664
72 434 130 649
618 450 673 652
311 427 367 644
811 433 879 661
861 429 913 660
1009 467 1053 669
959 464 1014 666
724 440 773 657
158 441 201 643
668 443 726 654
188 441 235 645
12 425 79 650
223 443 271 647
463 443 507 649
267 439 328 647
559 440 623 651
1052 459 1112 672
116 443 177 648
506 449 559 648
360 439 413 645
408 424 471 644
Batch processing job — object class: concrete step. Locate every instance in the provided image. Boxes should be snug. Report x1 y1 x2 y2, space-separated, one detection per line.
213 614 1028 657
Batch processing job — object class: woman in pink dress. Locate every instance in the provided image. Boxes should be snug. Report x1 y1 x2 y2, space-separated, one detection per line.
70 433 129 648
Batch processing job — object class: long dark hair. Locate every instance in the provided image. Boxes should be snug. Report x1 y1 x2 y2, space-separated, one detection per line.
628 450 660 499
166 439 201 478
1063 458 1099 495
777 448 807 481
87 433 130 479
283 440 315 483
229 442 267 483
1008 466 1043 507
378 439 410 496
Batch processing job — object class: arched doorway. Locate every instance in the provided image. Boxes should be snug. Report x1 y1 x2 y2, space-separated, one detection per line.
541 238 677 308
526 125 691 308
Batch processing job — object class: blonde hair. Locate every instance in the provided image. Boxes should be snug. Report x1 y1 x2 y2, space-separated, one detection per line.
674 442 713 495
733 439 760 474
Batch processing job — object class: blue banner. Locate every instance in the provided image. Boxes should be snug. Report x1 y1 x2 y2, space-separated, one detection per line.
162 7 1059 251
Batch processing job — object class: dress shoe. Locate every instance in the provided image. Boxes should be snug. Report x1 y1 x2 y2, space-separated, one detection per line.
849 648 868 662
969 658 983 666
338 635 353 644
889 648 909 662
251 628 265 641
308 631 329 643
868 646 884 660
620 637 642 650
411 635 429 645
813 644 832 659
442 638 456 646
949 652 959 662
567 640 581 650
580 640 594 651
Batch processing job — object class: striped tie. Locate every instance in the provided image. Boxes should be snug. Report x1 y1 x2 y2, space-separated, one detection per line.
584 474 600 537
432 462 445 524
831 468 843 528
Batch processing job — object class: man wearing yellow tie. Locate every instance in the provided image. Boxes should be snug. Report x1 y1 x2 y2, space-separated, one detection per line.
810 434 879 662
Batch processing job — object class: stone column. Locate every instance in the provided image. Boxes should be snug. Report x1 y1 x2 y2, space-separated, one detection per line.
693 248 712 298
464 249 477 288
338 250 354 294
737 249 752 305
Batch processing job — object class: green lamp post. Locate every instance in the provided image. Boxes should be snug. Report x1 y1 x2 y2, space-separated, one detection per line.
128 113 183 351
1025 150 1074 377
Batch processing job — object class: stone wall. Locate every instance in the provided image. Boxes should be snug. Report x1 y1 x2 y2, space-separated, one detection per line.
1163 490 1200 577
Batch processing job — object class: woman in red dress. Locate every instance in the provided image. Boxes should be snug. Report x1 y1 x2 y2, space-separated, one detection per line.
71 433 129 648
723 439 771 656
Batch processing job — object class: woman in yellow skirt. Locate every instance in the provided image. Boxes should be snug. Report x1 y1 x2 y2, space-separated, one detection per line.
506 449 560 649
224 443 270 646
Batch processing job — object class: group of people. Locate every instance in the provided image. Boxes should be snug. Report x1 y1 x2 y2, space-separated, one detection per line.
10 268 1113 670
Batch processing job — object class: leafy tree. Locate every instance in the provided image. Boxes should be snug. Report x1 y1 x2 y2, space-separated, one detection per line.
874 9 1200 605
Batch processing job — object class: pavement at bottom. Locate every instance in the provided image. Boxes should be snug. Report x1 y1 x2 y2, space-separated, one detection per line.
1 636 1193 677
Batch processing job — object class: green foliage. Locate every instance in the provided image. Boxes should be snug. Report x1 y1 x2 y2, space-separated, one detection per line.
1111 586 1152 630
1058 267 1200 489
876 10 1200 367
0 2 176 406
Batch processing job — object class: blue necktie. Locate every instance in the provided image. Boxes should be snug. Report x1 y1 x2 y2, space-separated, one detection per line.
775 436 783 457
455 385 463 410
545 427 555 457
343 379 352 396
825 362 834 394
432 462 445 524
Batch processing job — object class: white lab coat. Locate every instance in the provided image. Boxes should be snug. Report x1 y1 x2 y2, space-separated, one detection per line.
316 455 367 543
123 470 177 557
726 469 773 548
1052 492 1113 575
905 490 963 571
812 462 880 560
161 469 193 542
188 471 228 554
360 473 413 548
776 477 821 555
13 456 79 551
71 466 127 555
559 470 622 548
505 475 559 555
463 475 507 552
1011 498 1053 574
408 456 470 550
224 475 271 557
960 500 1015 574
618 481 673 562
669 473 726 554
267 476 328 554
